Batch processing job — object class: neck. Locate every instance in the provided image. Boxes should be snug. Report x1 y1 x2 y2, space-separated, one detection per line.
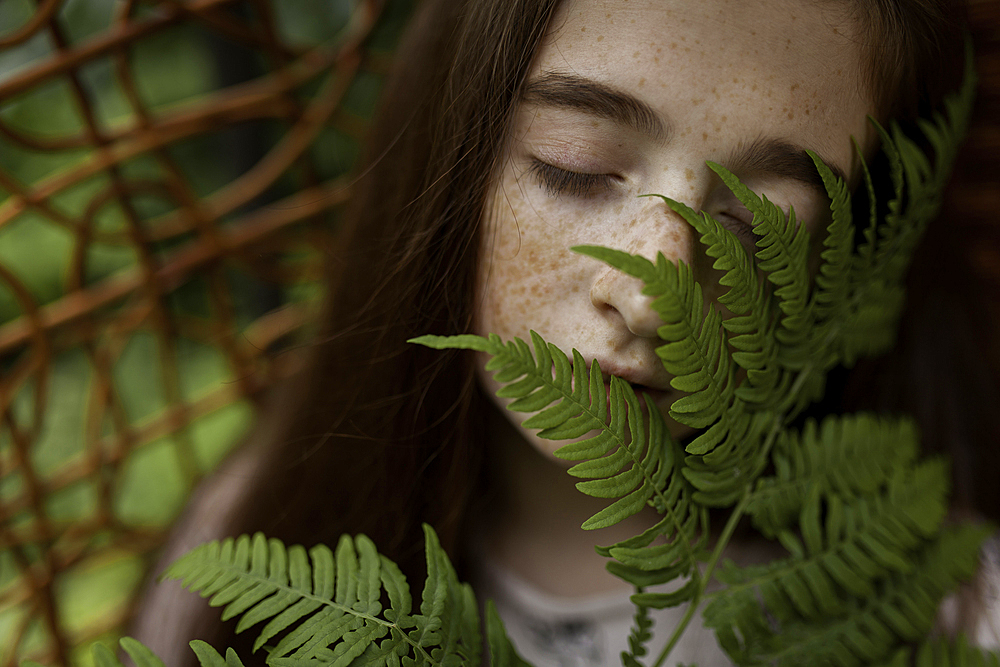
481 407 660 597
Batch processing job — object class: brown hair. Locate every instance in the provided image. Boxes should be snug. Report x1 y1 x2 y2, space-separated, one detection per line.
847 0 967 122
139 0 561 660
134 0 995 661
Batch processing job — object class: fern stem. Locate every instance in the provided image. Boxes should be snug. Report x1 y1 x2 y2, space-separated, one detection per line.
651 491 752 667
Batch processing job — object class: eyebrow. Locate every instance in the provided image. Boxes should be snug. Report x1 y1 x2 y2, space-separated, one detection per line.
522 72 669 142
522 72 847 194
725 137 848 195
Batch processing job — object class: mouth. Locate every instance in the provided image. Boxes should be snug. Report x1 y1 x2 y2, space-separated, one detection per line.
580 359 674 410
611 381 673 412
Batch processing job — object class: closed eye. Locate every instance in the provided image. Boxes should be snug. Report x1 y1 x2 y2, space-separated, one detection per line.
527 159 620 198
717 211 759 253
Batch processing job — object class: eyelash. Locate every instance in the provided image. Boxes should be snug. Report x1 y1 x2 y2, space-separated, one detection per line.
527 159 619 198
719 212 758 249
526 158 761 250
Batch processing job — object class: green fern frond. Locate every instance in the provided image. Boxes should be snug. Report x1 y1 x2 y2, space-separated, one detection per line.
572 246 774 507
838 51 975 365
707 457 950 628
619 590 655 667
412 330 706 603
735 523 992 667
807 149 854 335
571 247 735 432
747 414 919 537
163 525 480 667
707 162 812 350
650 195 781 401
877 635 1000 667
485 602 532 667
189 641 247 667
411 331 681 532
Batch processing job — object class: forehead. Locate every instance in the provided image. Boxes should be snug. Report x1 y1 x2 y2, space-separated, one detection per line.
535 0 872 170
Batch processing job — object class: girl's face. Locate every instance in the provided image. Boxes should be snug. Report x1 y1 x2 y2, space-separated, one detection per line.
475 0 872 458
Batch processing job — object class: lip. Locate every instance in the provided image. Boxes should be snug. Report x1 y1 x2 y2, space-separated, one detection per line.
570 355 674 410
591 358 672 395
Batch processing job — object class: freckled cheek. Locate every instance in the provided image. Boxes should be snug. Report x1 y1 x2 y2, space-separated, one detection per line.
475 186 587 341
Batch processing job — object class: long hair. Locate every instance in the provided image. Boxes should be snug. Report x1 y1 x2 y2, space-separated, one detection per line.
131 0 996 661
132 0 561 661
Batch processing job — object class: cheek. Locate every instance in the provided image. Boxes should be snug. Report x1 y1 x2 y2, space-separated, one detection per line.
474 178 583 342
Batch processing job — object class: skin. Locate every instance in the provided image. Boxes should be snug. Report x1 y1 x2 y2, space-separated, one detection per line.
474 0 873 597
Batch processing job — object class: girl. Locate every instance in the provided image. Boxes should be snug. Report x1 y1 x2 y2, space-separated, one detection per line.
132 0 999 664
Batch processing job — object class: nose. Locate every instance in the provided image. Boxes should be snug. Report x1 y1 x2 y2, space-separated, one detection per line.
589 198 696 339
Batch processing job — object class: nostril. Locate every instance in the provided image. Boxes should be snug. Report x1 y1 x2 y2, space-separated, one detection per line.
590 268 661 339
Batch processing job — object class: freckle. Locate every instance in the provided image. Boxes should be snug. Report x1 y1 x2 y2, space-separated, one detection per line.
750 30 756 36
654 56 660 62
836 69 842 76
633 50 640 58
791 83 800 91
721 115 727 122
597 35 604 42
702 132 708 140
662 164 669 172
581 26 586 32
631 18 636 24
670 42 677 49
614 203 624 214
804 109 810 115
691 98 701 105
639 77 646 87
694 40 700 45
683 47 690 53
751 83 757 91
606 12 611 17
685 168 694 182
657 47 662 54
732 77 738 83
787 111 794 119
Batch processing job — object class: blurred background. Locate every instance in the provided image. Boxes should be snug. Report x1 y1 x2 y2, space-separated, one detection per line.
2 1 999 666
0 1 411 663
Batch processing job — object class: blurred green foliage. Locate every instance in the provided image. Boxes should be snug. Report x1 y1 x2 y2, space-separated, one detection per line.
0 0 413 662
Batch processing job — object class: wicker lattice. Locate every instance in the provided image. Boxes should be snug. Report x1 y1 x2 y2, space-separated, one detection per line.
1 0 999 665
0 1 404 663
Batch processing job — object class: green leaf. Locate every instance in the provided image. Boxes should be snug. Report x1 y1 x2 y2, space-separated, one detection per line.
90 643 125 667
189 640 227 667
120 637 166 667
486 602 532 667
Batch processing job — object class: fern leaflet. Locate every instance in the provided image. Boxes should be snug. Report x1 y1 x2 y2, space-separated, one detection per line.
162 525 480 667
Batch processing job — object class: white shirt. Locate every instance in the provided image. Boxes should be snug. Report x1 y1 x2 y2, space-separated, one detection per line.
475 537 1000 667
